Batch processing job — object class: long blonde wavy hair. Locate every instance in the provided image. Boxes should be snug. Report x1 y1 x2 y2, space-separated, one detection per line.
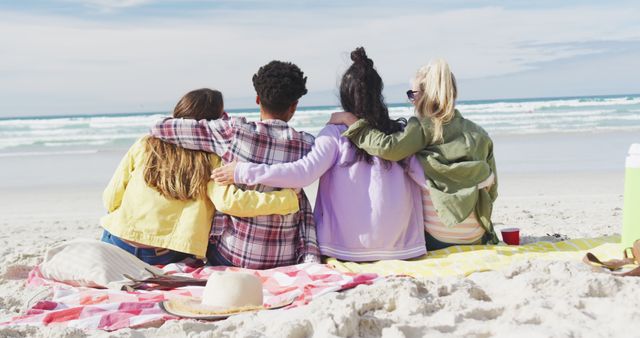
143 88 224 201
413 59 457 143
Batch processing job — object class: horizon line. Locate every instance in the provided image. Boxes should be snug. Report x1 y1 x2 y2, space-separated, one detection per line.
1 92 638 121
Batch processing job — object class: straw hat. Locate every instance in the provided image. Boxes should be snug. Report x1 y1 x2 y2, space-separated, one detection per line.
161 271 276 319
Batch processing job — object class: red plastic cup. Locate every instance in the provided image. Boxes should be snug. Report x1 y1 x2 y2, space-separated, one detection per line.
501 228 520 245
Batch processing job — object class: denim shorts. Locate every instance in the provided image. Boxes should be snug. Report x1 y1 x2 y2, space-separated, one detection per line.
205 245 234 267
425 231 484 251
101 230 190 265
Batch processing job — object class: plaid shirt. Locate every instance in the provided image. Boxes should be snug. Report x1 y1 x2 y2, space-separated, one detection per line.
150 115 320 269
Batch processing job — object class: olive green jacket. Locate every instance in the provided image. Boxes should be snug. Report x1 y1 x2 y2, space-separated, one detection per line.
342 110 499 244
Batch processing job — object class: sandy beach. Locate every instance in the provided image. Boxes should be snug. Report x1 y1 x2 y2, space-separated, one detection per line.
2 0 640 335
1 130 639 337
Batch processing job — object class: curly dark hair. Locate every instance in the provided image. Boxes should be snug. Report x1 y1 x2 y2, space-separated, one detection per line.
252 61 308 117
340 47 406 167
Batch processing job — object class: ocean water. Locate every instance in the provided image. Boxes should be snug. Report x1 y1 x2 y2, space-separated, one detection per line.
1 94 639 156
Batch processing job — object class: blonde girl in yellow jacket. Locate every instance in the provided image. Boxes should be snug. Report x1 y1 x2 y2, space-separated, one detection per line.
100 88 300 265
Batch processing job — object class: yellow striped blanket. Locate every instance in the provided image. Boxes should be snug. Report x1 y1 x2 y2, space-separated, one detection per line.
327 236 622 278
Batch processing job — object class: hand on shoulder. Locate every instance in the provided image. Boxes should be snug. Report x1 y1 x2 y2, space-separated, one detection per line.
211 160 237 185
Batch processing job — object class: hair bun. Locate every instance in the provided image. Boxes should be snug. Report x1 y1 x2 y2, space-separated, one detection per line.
350 47 373 67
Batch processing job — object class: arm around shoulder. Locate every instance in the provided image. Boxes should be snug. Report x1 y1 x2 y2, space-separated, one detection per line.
234 127 339 188
149 117 230 153
341 117 429 161
209 183 300 217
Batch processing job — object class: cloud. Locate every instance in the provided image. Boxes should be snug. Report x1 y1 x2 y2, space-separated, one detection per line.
0 3 639 116
67 0 154 11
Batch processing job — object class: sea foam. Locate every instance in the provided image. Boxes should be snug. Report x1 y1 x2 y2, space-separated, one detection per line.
1 95 638 154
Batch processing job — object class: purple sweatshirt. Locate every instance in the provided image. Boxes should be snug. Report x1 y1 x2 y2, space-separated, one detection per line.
234 124 427 261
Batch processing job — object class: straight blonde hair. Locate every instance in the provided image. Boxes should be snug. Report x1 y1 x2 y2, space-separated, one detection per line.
413 59 457 143
143 88 223 201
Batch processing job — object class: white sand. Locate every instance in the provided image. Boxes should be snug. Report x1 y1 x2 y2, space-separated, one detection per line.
1 164 639 337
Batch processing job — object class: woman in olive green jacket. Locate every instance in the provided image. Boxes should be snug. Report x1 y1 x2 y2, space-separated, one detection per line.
330 59 498 249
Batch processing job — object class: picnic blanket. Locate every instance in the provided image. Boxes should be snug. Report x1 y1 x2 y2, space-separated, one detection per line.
328 236 621 278
1 263 378 331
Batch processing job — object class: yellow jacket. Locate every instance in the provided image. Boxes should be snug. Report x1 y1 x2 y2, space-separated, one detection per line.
100 137 300 257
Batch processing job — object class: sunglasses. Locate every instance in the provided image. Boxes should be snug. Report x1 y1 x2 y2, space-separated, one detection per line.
406 90 419 101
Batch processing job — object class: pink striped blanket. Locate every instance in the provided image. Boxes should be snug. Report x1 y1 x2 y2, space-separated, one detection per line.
1 263 378 331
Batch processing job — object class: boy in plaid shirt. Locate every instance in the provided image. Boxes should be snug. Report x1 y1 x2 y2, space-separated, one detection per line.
150 61 320 269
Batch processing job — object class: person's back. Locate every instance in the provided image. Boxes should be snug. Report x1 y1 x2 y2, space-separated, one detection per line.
317 48 426 260
208 115 316 268
150 62 320 268
314 124 426 260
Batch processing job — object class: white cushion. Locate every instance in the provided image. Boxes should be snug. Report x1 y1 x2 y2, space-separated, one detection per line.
39 239 163 289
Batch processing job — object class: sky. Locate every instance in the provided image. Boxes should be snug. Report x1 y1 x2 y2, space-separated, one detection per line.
1 0 639 117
